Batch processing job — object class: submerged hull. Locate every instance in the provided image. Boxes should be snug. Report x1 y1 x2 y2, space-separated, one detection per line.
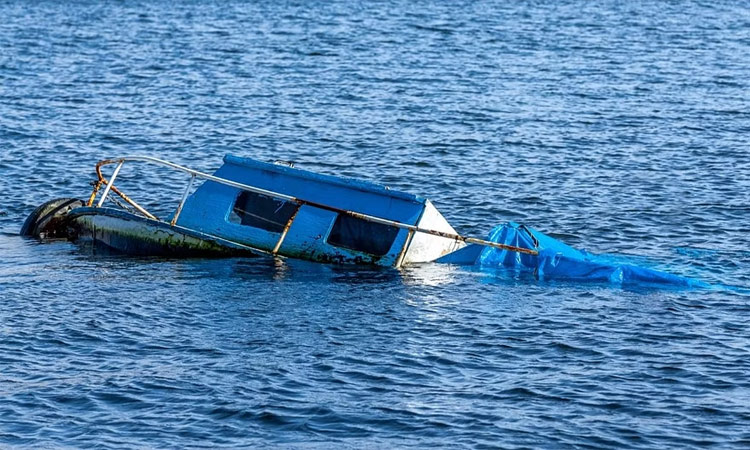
68 207 259 257
20 155 707 288
22 155 466 267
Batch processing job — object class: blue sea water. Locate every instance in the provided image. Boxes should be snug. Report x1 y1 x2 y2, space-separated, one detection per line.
1 0 749 447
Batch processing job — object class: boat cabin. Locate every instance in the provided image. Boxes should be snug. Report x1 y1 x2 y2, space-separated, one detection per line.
175 155 463 267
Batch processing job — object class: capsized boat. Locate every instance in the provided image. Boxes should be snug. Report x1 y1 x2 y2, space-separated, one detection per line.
22 155 704 287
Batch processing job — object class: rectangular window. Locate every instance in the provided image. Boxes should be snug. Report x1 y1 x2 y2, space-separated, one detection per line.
327 214 399 256
229 191 298 233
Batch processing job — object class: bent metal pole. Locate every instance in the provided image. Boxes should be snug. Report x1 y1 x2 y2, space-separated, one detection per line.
93 156 539 256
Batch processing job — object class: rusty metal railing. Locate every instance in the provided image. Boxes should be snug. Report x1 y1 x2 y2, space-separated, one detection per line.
88 156 539 257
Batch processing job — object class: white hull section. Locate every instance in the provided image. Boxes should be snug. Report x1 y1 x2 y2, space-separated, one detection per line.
401 200 465 265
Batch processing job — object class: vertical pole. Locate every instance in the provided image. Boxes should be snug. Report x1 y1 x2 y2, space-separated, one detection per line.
394 229 415 268
86 181 102 207
171 174 195 226
272 205 301 255
97 161 124 208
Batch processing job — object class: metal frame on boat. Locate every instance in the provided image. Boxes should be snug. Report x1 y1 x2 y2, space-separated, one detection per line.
74 156 536 266
22 155 703 287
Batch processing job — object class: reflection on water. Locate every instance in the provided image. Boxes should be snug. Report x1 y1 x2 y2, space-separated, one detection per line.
401 263 461 287
1 0 749 447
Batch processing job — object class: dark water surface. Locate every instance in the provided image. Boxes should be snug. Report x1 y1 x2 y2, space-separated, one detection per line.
1 1 749 447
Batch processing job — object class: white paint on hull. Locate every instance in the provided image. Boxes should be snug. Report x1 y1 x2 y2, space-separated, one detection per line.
401 200 465 265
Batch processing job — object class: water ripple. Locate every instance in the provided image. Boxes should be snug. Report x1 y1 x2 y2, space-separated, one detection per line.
1 0 750 448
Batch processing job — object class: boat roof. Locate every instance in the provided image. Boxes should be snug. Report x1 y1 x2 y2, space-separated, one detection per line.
223 154 426 205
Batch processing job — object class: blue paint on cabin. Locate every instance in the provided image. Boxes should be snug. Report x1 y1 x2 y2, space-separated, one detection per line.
177 155 427 266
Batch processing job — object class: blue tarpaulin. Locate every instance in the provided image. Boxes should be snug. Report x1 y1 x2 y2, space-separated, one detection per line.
437 222 706 287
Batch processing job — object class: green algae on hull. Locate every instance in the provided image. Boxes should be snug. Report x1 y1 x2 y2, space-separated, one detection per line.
70 208 257 257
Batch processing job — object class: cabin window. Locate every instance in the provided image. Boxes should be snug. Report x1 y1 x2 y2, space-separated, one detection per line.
327 214 399 256
229 191 297 233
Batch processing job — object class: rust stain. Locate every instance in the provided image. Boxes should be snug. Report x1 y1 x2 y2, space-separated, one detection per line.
394 229 415 268
86 180 102 207
92 159 159 220
90 157 538 259
272 204 302 254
